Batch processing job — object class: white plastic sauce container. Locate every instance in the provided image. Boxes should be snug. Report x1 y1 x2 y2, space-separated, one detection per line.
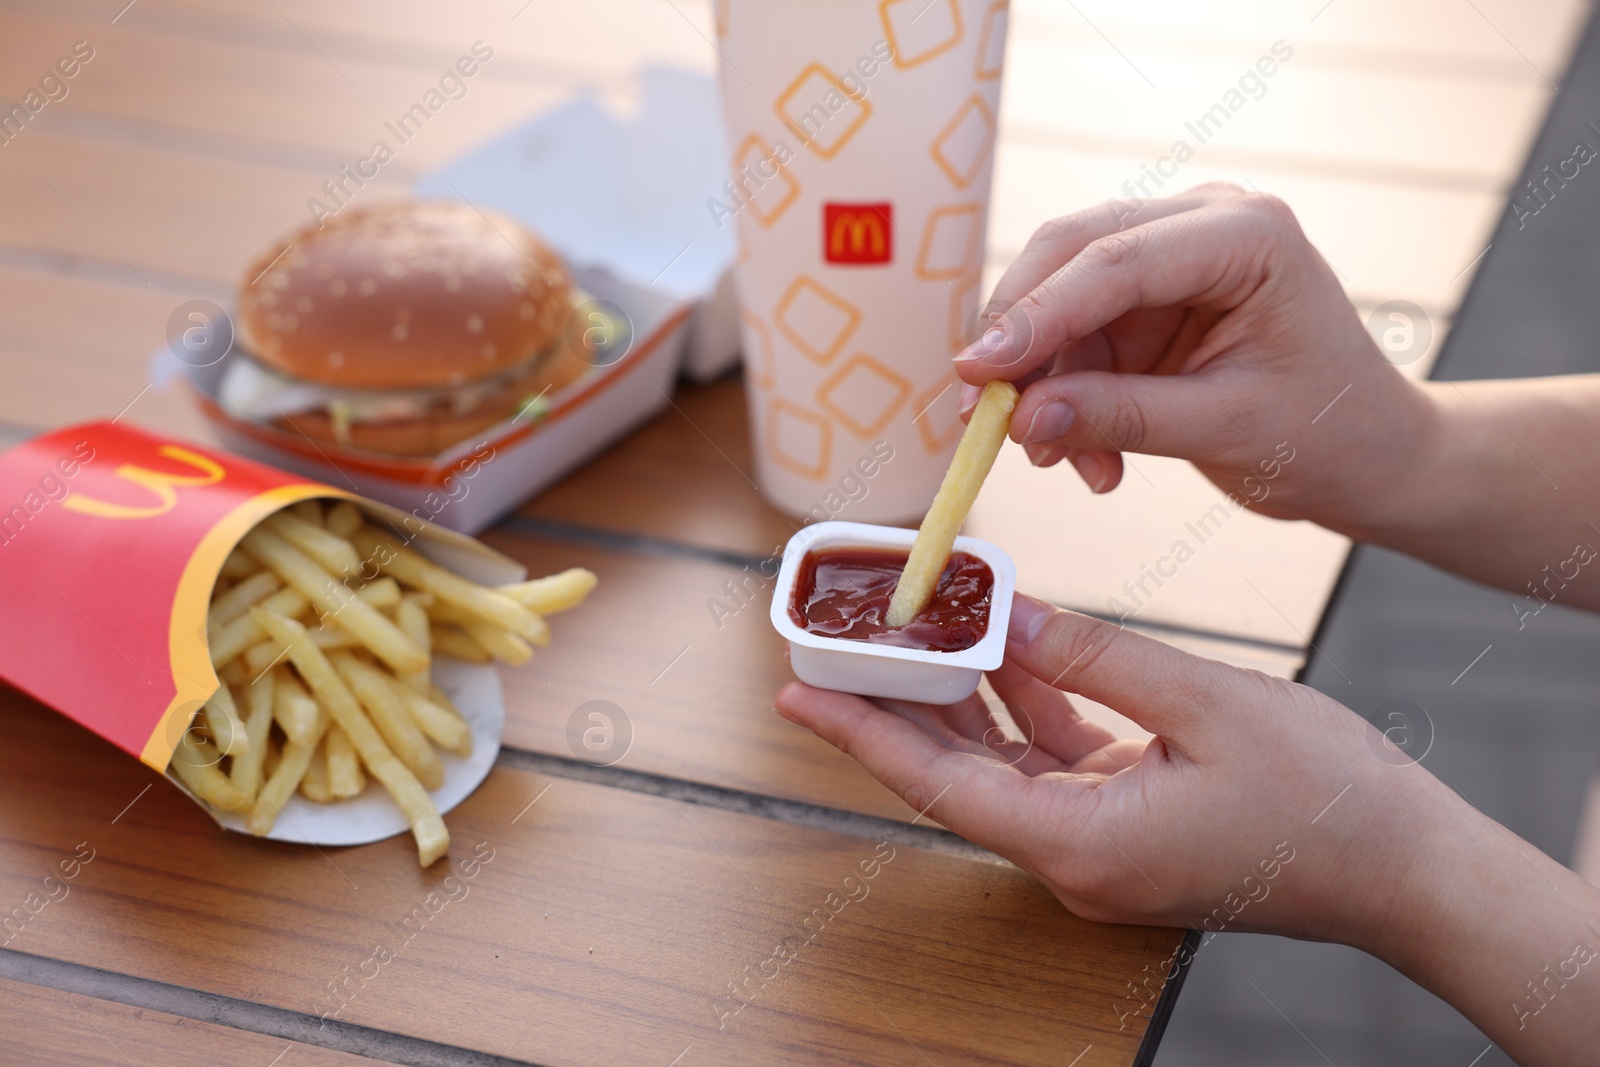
769 520 1016 704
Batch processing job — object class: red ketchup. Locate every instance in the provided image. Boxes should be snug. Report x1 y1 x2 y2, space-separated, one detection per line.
788 547 993 652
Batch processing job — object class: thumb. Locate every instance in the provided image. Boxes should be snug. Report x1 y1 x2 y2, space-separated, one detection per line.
1003 595 1249 758
1011 369 1234 462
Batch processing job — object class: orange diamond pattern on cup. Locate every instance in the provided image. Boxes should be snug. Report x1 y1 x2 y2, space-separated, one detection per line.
974 1 1008 79
916 202 982 281
911 373 964 455
776 64 873 159
879 0 964 69
930 94 997 189
767 397 833 480
947 272 982 354
773 276 862 364
817 353 913 438
742 310 776 389
733 134 801 227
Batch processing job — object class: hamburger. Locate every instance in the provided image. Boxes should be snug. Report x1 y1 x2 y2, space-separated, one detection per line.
219 200 597 457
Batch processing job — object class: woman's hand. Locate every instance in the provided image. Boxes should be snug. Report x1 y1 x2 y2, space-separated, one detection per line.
775 594 1600 1065
952 184 1440 540
778 593 1427 942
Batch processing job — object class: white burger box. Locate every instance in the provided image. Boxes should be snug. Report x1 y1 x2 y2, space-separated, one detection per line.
414 68 742 382
186 266 692 536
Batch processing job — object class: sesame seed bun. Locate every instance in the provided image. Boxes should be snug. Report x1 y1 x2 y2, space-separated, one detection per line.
236 199 572 389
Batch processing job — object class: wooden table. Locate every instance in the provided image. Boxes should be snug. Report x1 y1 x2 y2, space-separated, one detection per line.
0 1 1580 1064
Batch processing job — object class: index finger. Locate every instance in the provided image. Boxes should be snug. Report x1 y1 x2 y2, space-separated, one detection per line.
954 193 1295 384
978 183 1247 335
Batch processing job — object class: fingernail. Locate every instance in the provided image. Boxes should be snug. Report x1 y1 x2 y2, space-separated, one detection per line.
957 383 981 416
1023 441 1051 466
954 322 1009 363
1022 400 1073 444
1071 452 1106 492
1007 593 1052 644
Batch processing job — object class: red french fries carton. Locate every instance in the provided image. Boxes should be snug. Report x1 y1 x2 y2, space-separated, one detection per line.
0 421 522 846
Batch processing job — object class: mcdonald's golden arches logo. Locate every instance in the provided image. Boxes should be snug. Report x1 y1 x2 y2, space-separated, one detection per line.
823 202 893 264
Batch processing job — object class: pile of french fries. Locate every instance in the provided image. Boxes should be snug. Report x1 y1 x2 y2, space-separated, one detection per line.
171 498 596 866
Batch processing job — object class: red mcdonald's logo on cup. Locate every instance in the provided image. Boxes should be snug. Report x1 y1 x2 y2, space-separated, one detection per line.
823 202 892 265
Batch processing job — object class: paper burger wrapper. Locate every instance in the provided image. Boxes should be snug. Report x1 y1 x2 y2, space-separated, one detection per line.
715 0 1009 522
0 421 522 847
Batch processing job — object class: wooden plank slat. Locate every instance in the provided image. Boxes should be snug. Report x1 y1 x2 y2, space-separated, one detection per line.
13 0 1563 189
1016 0 1590 75
0 976 382 1067
0 136 412 288
0 9 594 176
111 0 715 84
0 690 1184 1067
999 38 1550 186
518 377 797 559
118 0 1594 78
0 266 212 440
969 450 1351 650
481 519 1305 810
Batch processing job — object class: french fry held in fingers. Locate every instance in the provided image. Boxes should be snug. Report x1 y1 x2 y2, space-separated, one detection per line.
253 606 449 866
886 380 1018 627
188 497 595 864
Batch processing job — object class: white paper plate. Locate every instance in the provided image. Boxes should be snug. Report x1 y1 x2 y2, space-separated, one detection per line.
193 658 504 847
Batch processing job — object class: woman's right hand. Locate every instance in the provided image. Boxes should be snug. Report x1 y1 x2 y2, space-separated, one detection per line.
953 184 1443 542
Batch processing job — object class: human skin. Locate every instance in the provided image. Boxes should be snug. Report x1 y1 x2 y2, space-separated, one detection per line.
777 185 1600 1064
953 183 1600 611
776 600 1600 1066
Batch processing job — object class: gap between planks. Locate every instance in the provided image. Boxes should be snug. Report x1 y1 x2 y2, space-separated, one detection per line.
493 745 1004 863
0 949 549 1067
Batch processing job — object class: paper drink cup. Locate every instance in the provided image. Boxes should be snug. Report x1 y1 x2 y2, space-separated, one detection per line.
0 421 520 847
714 0 1010 522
